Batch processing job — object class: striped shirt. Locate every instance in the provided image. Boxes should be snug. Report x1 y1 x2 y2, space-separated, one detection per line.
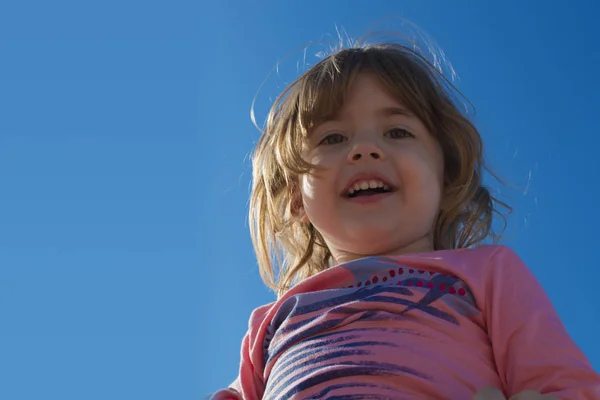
212 245 600 399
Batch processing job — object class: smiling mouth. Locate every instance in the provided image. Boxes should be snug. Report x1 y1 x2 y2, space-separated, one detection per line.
347 187 393 198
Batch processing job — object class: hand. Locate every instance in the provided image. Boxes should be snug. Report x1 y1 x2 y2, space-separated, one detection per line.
473 386 559 400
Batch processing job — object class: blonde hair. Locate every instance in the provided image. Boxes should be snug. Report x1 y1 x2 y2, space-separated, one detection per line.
249 41 508 297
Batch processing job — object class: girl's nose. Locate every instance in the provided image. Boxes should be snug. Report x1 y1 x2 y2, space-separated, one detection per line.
348 141 385 162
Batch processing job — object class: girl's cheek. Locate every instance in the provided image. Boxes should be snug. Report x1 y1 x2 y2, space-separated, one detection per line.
308 152 334 166
300 175 320 200
324 147 347 163
396 153 434 183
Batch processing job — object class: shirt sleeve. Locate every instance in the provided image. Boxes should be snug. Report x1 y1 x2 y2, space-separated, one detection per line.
484 246 600 398
210 387 242 400
211 303 273 400
210 331 263 400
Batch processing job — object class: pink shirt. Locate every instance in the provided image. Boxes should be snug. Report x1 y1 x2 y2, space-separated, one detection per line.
212 245 600 399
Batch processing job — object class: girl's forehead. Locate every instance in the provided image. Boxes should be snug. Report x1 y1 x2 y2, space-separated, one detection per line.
297 62 433 136
312 73 412 116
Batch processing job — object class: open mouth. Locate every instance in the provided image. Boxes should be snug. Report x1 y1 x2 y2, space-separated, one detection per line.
347 186 393 198
345 179 394 198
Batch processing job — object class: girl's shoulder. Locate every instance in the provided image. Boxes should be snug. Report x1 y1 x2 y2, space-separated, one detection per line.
387 244 520 275
386 245 529 302
425 244 523 273
429 243 514 260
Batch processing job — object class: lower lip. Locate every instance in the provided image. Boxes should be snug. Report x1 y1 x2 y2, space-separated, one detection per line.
345 192 394 204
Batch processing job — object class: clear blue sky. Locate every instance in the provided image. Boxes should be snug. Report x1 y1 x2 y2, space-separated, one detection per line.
0 1 598 399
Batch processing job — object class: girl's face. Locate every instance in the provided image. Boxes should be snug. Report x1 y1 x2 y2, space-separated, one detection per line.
299 73 444 264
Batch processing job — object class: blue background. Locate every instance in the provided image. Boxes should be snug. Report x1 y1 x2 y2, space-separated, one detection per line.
0 1 598 399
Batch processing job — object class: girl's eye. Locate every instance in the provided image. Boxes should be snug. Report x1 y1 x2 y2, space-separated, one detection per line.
319 133 346 145
385 128 413 139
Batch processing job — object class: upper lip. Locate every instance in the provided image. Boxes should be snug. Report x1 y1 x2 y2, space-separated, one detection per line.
341 171 397 196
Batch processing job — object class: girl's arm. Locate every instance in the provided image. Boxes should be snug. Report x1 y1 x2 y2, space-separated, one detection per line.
210 333 259 399
212 304 272 400
485 246 600 398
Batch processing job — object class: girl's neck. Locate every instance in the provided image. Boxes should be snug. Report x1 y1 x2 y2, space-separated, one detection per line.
332 234 435 265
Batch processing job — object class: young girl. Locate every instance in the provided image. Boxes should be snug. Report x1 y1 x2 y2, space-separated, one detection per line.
212 41 600 399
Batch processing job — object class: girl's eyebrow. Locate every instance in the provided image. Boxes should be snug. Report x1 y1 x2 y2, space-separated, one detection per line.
379 106 415 118
321 106 415 124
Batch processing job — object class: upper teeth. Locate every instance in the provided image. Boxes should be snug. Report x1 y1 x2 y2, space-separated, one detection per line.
348 180 390 195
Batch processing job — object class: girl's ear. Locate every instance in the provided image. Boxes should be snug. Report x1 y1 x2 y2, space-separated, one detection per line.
289 187 310 223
